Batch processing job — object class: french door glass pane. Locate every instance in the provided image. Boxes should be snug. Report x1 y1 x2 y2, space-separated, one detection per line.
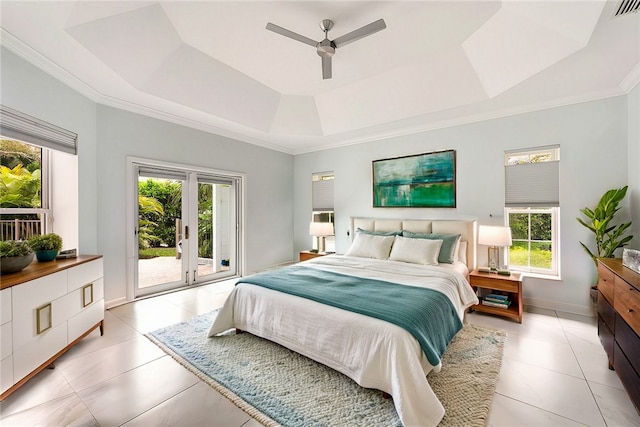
137 176 183 289
196 181 232 279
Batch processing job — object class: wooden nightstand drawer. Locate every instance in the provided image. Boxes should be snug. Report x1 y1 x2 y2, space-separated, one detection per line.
299 251 325 262
469 274 519 292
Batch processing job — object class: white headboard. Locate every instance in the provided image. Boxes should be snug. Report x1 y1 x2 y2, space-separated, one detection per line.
349 217 477 270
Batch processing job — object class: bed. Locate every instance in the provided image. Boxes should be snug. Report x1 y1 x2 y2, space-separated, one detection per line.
208 217 479 427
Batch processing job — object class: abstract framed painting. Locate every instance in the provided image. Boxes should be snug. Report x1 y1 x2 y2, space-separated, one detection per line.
372 150 456 207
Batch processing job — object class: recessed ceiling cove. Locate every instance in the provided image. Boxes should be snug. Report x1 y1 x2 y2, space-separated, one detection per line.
1 1 638 153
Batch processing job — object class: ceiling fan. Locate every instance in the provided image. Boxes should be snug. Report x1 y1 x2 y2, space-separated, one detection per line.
266 18 387 79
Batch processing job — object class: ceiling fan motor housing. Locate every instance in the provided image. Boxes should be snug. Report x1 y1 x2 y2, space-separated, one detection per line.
317 39 336 57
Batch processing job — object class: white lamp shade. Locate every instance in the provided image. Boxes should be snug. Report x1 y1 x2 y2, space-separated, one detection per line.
309 221 334 236
478 225 512 247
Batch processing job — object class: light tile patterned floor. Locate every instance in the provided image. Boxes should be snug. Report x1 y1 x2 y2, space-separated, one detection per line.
1 279 638 426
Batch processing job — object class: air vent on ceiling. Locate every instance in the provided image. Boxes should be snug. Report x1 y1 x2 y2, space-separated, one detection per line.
613 0 639 17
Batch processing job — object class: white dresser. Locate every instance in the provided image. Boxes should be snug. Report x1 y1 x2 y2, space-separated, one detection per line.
0 256 104 399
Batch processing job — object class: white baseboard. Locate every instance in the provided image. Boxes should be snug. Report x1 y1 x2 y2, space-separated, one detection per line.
105 297 128 309
524 296 596 317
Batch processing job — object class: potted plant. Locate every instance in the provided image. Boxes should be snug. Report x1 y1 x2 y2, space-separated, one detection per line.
577 186 633 298
28 233 63 262
0 240 34 274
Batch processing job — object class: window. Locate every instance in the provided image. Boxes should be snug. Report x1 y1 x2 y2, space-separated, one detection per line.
0 138 49 240
311 172 334 252
0 106 78 247
504 146 560 277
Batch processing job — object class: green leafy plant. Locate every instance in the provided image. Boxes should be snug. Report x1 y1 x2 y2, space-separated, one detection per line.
28 233 63 252
0 240 33 258
0 164 41 208
577 186 633 269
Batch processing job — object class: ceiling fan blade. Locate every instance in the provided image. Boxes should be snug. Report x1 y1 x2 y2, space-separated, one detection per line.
266 23 318 47
322 56 332 79
333 18 386 48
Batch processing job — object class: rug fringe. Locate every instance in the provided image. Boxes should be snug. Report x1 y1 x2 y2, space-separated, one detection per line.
145 333 281 427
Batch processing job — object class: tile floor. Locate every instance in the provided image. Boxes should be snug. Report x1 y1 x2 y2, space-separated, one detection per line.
1 278 639 427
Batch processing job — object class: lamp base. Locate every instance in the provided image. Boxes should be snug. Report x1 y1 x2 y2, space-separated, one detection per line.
318 236 326 253
488 246 499 270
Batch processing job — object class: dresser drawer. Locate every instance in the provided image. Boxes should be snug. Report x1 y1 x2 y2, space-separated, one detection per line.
616 314 640 376
614 341 640 413
598 315 614 364
0 288 11 325
614 276 640 335
598 291 616 333
598 262 615 305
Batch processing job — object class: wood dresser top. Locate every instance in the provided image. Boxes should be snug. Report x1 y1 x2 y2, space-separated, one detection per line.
0 255 102 290
598 258 640 289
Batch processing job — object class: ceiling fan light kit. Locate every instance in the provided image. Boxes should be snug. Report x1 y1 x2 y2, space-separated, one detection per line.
266 18 387 79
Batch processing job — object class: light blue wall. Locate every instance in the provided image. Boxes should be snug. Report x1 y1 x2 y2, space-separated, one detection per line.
628 84 640 245
3 45 636 314
1 48 98 254
2 48 294 304
294 96 631 315
97 106 293 302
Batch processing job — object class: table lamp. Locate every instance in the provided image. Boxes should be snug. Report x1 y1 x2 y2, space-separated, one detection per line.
478 225 512 271
309 221 334 253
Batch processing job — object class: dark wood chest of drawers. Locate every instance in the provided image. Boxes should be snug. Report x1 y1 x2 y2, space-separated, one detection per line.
597 258 640 413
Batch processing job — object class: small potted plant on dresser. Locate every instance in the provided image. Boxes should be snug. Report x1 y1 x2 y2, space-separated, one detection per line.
0 240 34 274
28 233 63 262
577 186 633 301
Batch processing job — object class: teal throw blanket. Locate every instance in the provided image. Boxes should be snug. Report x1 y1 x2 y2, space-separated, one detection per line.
238 265 463 366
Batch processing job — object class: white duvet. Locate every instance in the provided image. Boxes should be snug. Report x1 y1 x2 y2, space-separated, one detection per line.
208 255 479 427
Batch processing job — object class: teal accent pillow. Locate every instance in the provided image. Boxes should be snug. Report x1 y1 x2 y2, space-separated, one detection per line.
402 231 461 264
356 228 402 236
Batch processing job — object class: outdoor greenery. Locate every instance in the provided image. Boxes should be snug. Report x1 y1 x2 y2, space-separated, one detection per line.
138 179 181 246
138 194 164 250
0 240 33 258
0 165 41 208
1 139 42 235
508 211 553 269
577 186 633 269
139 246 176 259
137 179 215 258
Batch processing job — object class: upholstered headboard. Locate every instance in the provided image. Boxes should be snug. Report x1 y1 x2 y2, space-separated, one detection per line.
349 217 477 270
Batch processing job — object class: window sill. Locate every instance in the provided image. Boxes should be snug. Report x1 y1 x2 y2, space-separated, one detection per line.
514 271 562 281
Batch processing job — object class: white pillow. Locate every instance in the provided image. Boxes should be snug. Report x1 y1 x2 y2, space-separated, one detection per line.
456 241 468 265
389 236 442 265
345 233 395 259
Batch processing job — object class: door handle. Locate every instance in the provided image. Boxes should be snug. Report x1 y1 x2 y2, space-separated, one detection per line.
185 225 189 239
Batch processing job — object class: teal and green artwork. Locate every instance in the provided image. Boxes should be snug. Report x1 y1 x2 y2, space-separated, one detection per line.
373 150 456 207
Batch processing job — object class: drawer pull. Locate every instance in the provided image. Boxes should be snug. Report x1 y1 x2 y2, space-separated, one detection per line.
629 309 634 313
36 303 52 334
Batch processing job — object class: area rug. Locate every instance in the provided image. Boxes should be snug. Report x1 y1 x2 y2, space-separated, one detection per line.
146 311 506 427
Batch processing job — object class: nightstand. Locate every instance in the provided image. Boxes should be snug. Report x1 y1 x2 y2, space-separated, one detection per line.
469 269 523 323
299 251 326 262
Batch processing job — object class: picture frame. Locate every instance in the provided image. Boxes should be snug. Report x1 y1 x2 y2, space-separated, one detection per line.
372 150 456 207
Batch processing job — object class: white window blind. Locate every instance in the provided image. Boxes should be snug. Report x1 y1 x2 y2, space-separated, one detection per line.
312 174 334 212
505 147 559 207
197 175 235 186
0 105 77 155
138 166 188 181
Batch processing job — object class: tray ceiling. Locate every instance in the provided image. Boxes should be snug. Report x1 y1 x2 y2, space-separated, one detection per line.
1 1 638 154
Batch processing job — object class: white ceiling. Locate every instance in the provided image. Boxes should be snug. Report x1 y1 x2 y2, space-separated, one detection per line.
1 1 639 154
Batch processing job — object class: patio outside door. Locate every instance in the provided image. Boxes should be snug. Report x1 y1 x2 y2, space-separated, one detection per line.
134 164 241 298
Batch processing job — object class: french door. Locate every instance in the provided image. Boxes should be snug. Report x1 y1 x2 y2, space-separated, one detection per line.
133 163 242 298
